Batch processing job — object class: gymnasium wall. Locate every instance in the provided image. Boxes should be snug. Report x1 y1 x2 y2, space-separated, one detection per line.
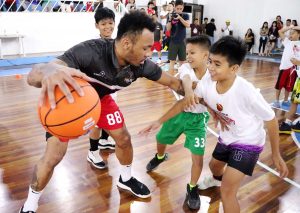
203 0 300 52
0 12 121 57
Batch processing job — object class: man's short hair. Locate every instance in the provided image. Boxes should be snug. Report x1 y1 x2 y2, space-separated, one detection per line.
210 36 247 66
116 11 156 40
211 18 215 22
204 17 208 21
94 7 115 23
175 0 184 6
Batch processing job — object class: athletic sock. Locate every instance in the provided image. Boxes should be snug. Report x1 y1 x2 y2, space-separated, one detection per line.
213 175 223 181
157 153 165 160
23 186 42 212
90 138 99 151
120 164 131 182
100 130 109 140
189 183 196 190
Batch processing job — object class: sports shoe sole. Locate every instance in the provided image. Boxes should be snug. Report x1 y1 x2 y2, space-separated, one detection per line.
291 128 300 133
98 144 116 150
117 181 151 199
87 156 106 169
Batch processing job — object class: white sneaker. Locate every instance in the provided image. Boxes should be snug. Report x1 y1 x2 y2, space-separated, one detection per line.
198 175 221 190
87 150 106 169
99 137 115 150
156 59 162 64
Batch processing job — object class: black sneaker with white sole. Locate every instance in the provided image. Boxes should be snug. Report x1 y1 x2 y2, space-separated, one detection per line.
117 176 151 198
19 206 36 213
292 121 300 132
185 184 200 210
146 153 168 172
279 122 291 134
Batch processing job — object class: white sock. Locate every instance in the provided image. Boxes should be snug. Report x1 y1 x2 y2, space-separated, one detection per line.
23 186 43 212
120 164 131 182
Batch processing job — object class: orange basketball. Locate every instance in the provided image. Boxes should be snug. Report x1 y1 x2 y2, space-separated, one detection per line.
38 77 101 140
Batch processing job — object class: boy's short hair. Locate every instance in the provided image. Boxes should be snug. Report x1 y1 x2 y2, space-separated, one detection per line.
94 7 115 23
186 35 211 50
211 18 215 22
204 17 208 21
210 36 247 66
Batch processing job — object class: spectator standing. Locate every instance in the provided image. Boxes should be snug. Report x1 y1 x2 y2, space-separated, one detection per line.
221 20 233 36
276 15 283 30
147 1 155 16
205 18 216 44
166 0 190 73
160 4 169 31
150 14 163 63
190 18 202 37
125 0 135 11
258 22 269 56
201 17 208 34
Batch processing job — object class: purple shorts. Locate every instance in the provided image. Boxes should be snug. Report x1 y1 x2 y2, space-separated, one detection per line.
212 137 263 176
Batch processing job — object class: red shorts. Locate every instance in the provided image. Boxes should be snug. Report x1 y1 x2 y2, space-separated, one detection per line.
96 95 124 130
151 41 162 52
275 66 297 92
47 95 124 143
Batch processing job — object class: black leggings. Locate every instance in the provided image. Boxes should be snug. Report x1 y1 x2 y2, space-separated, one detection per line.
258 37 267 53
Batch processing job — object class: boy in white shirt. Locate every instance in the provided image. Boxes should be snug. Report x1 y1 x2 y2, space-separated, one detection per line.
274 26 300 109
140 35 211 210
196 36 288 213
141 36 288 213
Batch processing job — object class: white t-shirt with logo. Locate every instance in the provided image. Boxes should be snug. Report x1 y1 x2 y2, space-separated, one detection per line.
280 37 300 70
178 63 208 114
195 75 275 146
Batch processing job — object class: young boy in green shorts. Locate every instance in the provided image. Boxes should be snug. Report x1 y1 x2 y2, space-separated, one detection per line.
141 35 211 210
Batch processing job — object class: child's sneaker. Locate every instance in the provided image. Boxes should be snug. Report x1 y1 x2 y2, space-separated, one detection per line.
198 175 221 190
185 184 200 210
281 100 291 107
292 121 300 132
146 153 168 172
272 100 281 108
279 122 292 134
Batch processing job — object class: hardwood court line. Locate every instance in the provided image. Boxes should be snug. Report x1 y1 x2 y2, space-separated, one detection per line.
171 90 300 189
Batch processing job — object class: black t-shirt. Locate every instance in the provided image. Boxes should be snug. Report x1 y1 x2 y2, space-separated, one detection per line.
190 24 202 36
154 22 163 41
57 39 162 98
205 23 216 37
167 13 189 44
